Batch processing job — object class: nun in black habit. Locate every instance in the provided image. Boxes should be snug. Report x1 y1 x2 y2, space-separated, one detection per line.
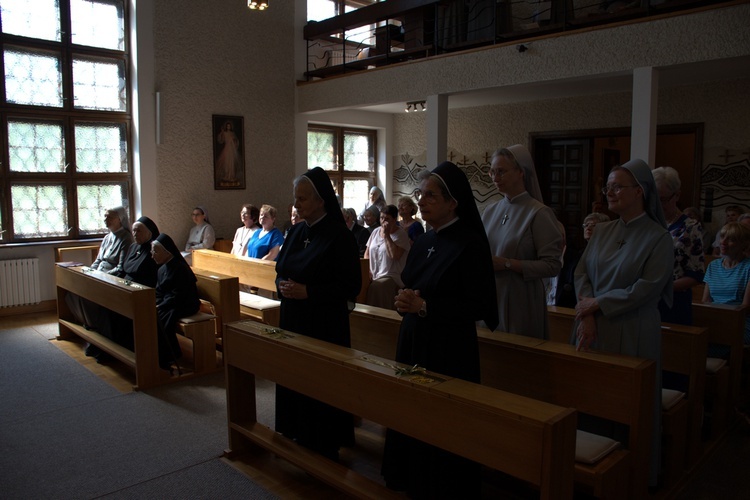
151 233 201 371
99 216 162 351
382 161 498 498
120 216 161 287
274 167 362 461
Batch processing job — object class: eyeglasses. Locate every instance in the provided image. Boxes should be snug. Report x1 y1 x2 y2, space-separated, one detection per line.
582 222 597 229
414 189 442 203
601 184 638 195
489 166 521 179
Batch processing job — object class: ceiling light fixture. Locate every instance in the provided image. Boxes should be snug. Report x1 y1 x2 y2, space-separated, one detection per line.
248 0 269 10
404 100 426 113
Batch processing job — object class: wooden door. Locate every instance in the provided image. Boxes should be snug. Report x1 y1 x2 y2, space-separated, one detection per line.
536 139 590 249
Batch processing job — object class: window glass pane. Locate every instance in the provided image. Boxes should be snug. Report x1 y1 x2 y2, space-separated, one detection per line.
11 184 67 238
71 0 125 51
343 179 370 213
75 122 128 173
307 0 336 21
4 47 63 107
8 120 66 173
77 183 128 235
307 129 337 170
72 56 126 111
343 131 374 172
1 0 61 41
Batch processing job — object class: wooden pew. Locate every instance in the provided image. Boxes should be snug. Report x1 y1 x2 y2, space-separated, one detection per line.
692 302 747 437
192 249 371 327
357 257 370 304
478 331 655 499
350 303 401 359
56 265 223 385
548 306 709 471
192 249 281 326
55 264 164 390
213 238 233 253
55 242 101 266
349 304 655 498
224 319 577 500
192 268 241 341
659 322 708 472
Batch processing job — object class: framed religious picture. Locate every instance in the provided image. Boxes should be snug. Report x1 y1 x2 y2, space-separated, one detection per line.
212 115 246 190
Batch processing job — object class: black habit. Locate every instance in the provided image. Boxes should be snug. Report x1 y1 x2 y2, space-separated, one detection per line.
99 217 161 351
274 211 362 460
382 161 497 499
154 234 200 369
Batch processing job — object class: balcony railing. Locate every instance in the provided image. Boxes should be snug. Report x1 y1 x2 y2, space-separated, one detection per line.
304 0 731 80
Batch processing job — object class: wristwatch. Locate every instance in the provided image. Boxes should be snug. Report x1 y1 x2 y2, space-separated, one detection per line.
505 258 512 270
418 300 427 318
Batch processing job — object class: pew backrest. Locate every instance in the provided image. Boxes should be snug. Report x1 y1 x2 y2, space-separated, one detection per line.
224 320 577 499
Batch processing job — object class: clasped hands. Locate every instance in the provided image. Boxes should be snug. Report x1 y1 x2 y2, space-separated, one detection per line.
394 288 422 314
279 279 308 300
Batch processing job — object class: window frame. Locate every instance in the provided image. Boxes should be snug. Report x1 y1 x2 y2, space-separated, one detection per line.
307 124 377 206
0 0 132 244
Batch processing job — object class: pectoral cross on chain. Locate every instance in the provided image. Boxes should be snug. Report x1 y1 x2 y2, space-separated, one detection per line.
616 239 626 249
303 238 311 248
501 214 509 225
427 246 436 258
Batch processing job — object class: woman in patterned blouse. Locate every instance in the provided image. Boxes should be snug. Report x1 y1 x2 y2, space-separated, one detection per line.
653 166 705 325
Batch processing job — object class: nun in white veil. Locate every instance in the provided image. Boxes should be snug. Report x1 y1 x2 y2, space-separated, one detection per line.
481 144 563 339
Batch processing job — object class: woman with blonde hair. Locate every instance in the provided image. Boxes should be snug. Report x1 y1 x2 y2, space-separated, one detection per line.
245 204 284 261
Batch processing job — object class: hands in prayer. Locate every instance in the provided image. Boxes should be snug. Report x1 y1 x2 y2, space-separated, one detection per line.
279 279 308 300
394 288 423 314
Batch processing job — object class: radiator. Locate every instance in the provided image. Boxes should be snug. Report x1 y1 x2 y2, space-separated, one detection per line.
0 258 41 307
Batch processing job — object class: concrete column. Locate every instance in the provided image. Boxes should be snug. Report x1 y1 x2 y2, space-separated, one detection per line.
630 67 659 167
426 94 449 168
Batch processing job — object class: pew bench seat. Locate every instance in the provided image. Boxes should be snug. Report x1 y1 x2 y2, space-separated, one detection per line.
573 430 631 499
177 311 219 375
238 291 280 327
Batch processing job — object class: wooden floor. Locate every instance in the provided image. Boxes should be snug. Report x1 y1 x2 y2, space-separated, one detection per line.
4 310 747 499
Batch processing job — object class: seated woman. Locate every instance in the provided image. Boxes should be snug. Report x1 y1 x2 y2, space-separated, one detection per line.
151 233 201 372
66 206 133 332
364 205 411 309
183 206 215 264
245 204 285 260
98 216 161 353
120 216 161 287
231 204 260 256
397 196 424 245
703 222 750 353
